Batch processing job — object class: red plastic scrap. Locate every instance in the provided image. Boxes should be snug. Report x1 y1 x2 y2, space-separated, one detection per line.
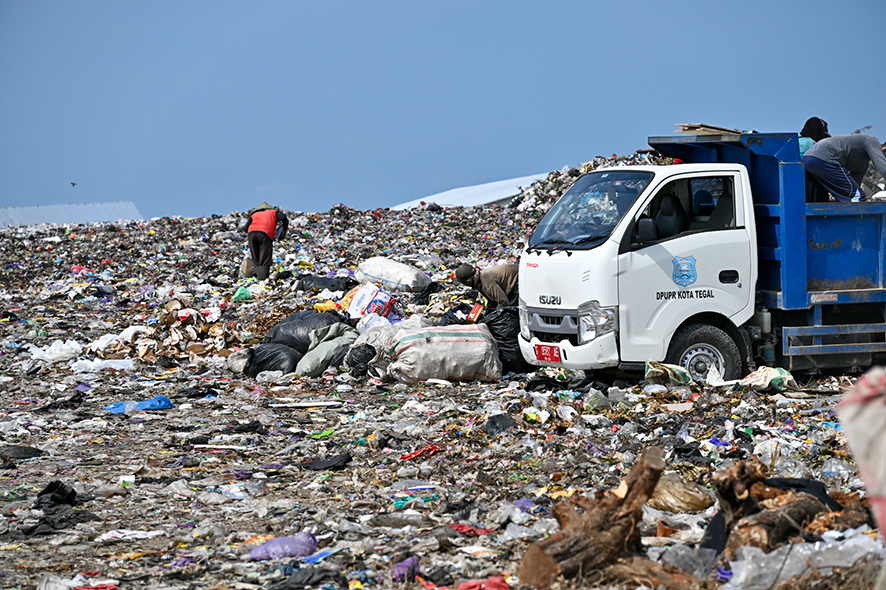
416 575 449 590
448 523 495 537
457 577 509 590
399 444 441 461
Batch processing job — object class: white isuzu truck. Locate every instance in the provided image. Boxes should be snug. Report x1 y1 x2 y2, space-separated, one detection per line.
518 132 886 380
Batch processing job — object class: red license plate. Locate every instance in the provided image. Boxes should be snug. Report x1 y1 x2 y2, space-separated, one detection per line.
534 344 561 363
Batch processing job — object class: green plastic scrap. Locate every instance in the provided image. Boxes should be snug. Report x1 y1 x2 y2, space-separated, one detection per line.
393 493 439 509
232 286 252 301
307 428 335 440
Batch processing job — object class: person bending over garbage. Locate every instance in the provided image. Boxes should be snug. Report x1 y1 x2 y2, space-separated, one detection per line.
240 203 289 280
455 263 519 309
802 134 886 203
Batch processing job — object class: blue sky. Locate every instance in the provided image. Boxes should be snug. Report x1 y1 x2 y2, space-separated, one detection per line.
1 1 884 219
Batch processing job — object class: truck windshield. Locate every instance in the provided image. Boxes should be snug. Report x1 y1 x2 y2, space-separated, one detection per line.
528 170 653 249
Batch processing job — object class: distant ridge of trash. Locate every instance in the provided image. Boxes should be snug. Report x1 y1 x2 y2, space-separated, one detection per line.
0 200 144 227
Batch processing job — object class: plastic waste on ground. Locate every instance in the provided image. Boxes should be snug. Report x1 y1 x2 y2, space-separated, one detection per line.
740 366 800 392
647 472 715 513
103 394 174 414
0 169 876 589
346 282 396 319
644 360 692 385
232 286 252 301
249 532 318 561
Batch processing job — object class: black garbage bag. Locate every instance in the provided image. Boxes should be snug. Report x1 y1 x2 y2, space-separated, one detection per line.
23 504 100 535
485 413 518 436
178 385 221 399
266 567 348 590
412 281 443 305
346 344 377 378
439 302 476 326
298 453 352 471
262 311 345 354
326 342 351 370
225 420 269 435
480 306 531 373
36 391 85 412
24 480 100 536
156 355 178 368
245 344 304 378
1 445 44 460
295 274 358 293
33 480 78 509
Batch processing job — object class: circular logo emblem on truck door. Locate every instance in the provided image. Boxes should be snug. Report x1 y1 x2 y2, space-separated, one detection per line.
673 256 697 287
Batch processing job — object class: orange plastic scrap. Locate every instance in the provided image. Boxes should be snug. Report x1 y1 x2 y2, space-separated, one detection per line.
241 535 275 546
114 552 149 560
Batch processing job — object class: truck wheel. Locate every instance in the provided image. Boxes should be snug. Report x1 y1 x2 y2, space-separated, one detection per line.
666 324 742 381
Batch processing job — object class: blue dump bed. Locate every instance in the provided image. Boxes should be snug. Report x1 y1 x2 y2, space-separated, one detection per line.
649 133 886 310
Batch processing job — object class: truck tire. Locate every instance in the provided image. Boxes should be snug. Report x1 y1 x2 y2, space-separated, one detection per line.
666 324 742 381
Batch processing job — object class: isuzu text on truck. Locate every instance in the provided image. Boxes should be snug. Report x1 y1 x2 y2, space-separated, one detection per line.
518 132 886 380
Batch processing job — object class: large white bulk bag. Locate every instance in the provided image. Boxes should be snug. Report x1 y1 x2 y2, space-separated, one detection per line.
355 257 431 293
386 324 502 383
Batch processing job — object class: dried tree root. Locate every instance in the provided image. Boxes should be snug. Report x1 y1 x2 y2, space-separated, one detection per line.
517 447 679 589
710 455 769 529
725 491 828 560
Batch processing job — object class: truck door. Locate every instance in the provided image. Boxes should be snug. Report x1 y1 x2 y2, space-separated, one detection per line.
616 173 754 364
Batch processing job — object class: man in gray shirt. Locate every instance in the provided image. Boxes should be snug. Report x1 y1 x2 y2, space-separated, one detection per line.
802 134 886 202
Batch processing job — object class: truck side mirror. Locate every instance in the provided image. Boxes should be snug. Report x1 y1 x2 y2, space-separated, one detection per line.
635 217 657 245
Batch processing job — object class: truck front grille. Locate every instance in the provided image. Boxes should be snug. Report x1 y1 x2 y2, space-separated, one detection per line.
525 306 580 347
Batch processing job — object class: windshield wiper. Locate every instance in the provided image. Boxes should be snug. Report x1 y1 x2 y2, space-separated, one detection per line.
534 238 571 246
570 235 608 246
527 238 574 256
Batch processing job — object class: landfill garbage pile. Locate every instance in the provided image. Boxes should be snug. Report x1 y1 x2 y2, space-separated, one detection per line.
509 150 677 217
0 153 883 590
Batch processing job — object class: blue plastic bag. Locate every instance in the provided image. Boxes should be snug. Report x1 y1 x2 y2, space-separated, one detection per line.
104 394 174 414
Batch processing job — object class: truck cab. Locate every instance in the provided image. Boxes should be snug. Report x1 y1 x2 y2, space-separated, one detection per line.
518 132 886 379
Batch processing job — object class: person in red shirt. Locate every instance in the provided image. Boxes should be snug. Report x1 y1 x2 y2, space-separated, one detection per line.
240 203 289 280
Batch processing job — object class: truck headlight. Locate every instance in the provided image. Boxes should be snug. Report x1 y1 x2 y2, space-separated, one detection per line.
577 301 618 344
518 300 530 341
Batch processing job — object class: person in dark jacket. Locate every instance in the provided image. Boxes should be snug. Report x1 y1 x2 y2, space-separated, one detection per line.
803 134 886 203
241 203 289 280
455 263 519 309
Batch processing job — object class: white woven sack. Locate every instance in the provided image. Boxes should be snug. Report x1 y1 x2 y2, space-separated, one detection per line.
355 256 431 292
386 324 502 383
